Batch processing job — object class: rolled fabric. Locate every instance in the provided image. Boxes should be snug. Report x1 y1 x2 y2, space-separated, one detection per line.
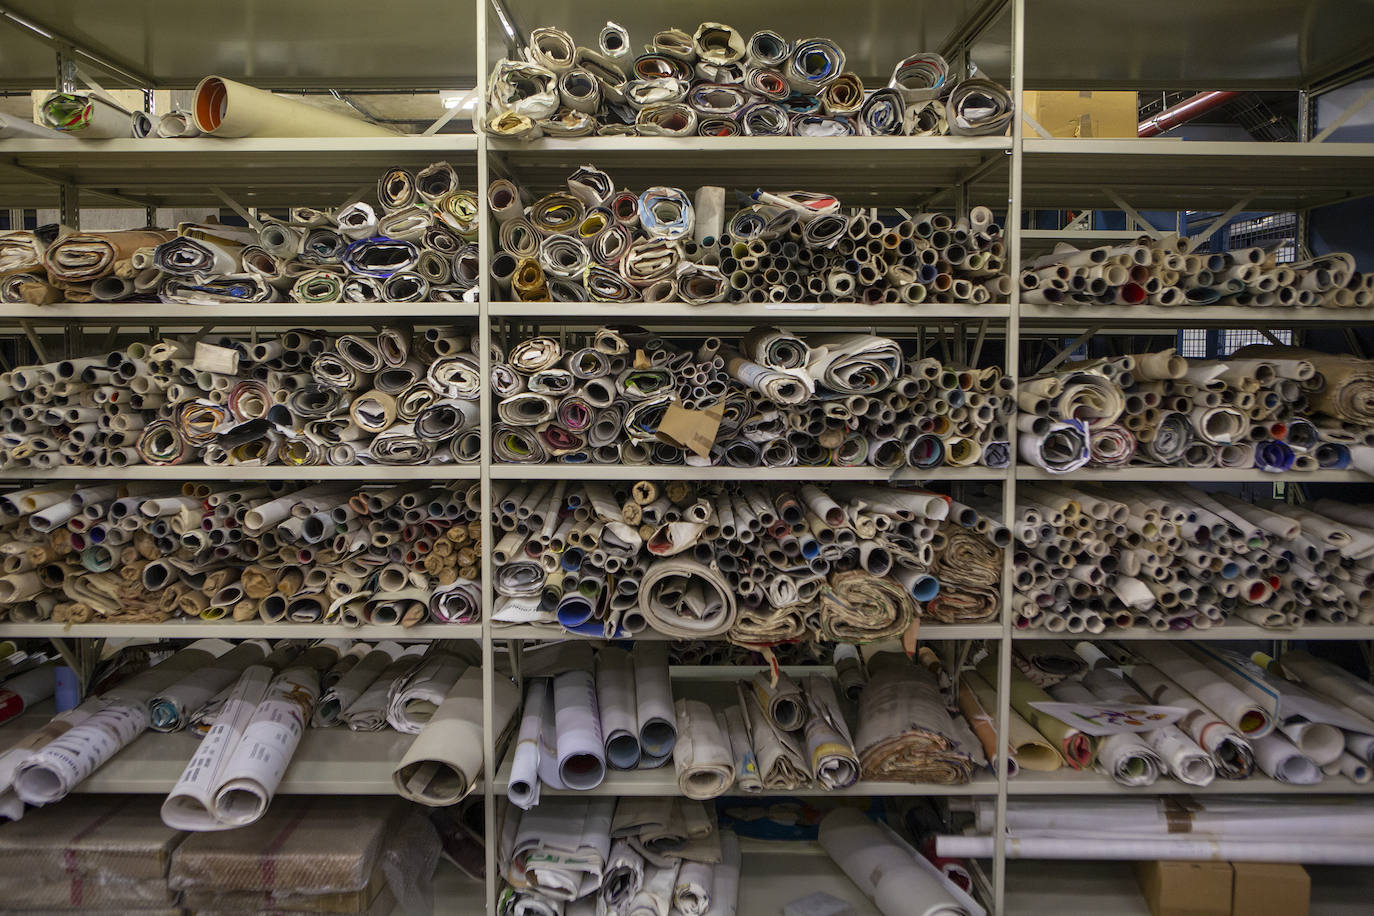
43 230 174 283
393 668 519 805
672 698 735 799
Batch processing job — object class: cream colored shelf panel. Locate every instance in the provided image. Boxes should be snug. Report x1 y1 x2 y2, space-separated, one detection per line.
0 622 480 640
1022 139 1374 211
490 302 1009 323
0 466 479 481
491 465 1007 481
490 755 998 798
1020 303 1374 329
0 303 479 323
1 708 419 794
1009 770 1373 795
1013 624 1374 641
489 136 1011 205
0 137 479 208
1016 467 1364 483
494 622 1002 641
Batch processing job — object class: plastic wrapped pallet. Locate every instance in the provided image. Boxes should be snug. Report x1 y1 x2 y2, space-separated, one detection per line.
0 795 184 882
168 796 407 893
0 874 179 909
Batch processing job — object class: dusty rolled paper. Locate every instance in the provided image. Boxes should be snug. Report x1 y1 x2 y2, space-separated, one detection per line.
672 698 736 799
393 668 520 805
819 808 972 916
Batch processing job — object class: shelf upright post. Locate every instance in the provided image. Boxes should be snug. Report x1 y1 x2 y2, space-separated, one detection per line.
475 0 498 911
994 0 1027 912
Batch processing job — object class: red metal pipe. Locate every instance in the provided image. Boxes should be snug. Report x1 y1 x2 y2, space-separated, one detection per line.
1137 91 1244 137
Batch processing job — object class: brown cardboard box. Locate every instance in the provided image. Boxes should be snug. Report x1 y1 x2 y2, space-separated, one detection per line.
0 795 185 882
1134 860 1233 916
1230 862 1310 916
1023 90 1138 138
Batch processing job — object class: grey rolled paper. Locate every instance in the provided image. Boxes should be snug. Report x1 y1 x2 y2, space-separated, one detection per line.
492 325 1011 468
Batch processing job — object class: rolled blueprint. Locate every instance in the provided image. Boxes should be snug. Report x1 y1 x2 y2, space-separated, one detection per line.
508 677 551 811
193 77 397 137
14 640 229 805
393 668 519 805
598 647 641 769
819 808 971 916
634 643 677 767
313 642 402 727
148 640 269 732
386 649 468 734
555 669 606 790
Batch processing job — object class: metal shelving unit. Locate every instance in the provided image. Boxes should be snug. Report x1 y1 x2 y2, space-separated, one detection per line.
0 1 1371 913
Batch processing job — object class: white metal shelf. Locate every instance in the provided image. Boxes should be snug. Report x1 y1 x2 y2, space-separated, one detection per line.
1020 303 1374 329
1 708 419 794
0 303 479 323
489 302 1009 323
1013 624 1374 641
0 137 480 209
1021 139 1374 211
490 136 1011 204
494 622 1003 641
490 465 1008 481
1009 770 1372 796
0 466 479 481
1016 467 1367 483
490 756 999 797
0 622 480 640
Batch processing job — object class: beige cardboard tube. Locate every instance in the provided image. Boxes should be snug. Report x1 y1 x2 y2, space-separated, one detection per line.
193 77 397 138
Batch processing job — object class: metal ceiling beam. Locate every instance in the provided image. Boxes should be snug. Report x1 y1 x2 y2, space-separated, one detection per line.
0 5 155 88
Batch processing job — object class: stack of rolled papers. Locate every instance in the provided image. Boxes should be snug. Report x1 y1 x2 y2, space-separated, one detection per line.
1011 481 1374 634
492 325 1012 468
939 797 1374 864
506 643 677 809
731 668 860 792
490 479 1007 643
1017 345 1374 474
1021 233 1368 309
0 481 482 627
490 164 1008 306
0 160 474 305
486 22 1012 138
978 640 1374 788
498 795 741 916
0 327 481 469
820 808 975 916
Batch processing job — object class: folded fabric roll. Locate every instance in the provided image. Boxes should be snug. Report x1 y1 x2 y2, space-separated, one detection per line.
856 652 975 785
